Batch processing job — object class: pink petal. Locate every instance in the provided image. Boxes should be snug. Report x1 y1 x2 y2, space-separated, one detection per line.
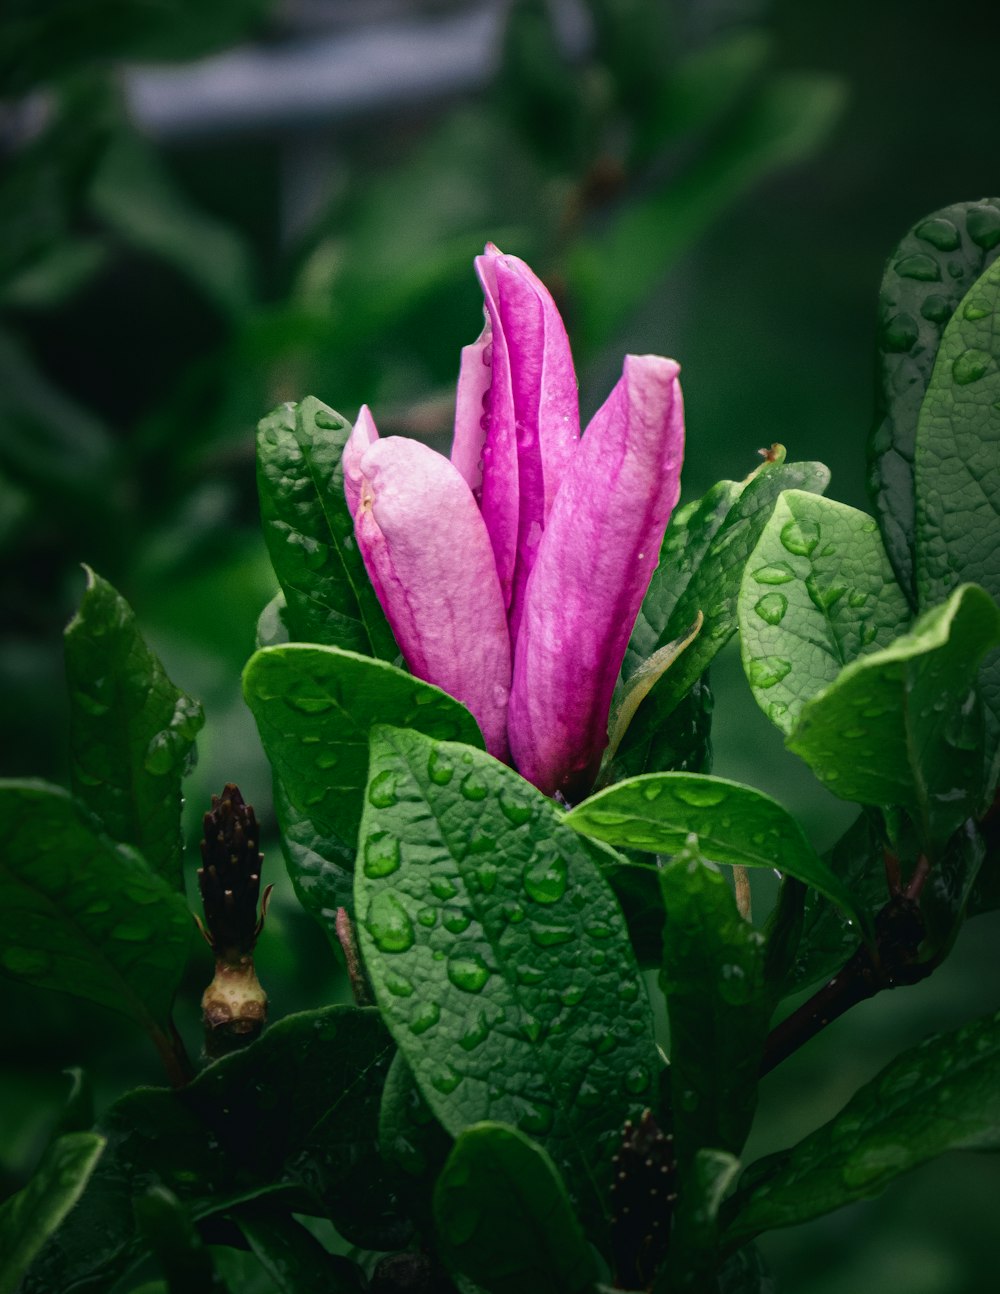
451 320 492 497
343 405 379 518
507 355 684 798
474 245 581 637
346 427 512 760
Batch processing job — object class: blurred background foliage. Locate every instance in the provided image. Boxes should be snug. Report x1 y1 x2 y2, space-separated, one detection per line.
2 0 999 1289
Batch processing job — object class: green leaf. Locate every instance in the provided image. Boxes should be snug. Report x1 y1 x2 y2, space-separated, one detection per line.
566 773 868 933
725 1006 1000 1246
869 199 1000 601
914 251 1000 758
787 584 1000 847
89 130 254 318
657 846 771 1163
273 776 354 931
379 1053 453 1230
134 1187 227 1294
659 1148 741 1293
0 780 191 1029
64 566 204 891
603 672 714 786
569 74 845 354
434 1123 599 1294
626 459 830 736
0 1132 105 1294
781 814 887 997
236 1213 366 1294
244 644 483 908
25 1007 402 1294
256 398 397 658
355 727 659 1234
738 492 910 734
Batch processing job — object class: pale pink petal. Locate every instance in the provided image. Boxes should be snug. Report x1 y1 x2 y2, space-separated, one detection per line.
451 320 492 497
474 245 581 637
343 405 379 518
507 355 684 798
348 434 511 760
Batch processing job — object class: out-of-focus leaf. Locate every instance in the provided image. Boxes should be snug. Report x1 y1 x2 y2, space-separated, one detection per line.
434 1123 599 1294
659 1149 741 1293
378 1053 452 1232
89 131 255 317
0 1132 105 1294
0 329 113 498
869 199 1000 602
64 567 204 891
1 0 272 98
0 780 191 1030
570 73 845 353
725 1007 1000 1245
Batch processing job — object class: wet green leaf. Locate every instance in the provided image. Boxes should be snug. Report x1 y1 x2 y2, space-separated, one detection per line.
626 459 829 736
0 1132 105 1294
725 1006 1000 1245
738 491 910 735
0 780 192 1028
244 644 483 913
256 399 396 658
869 199 1000 601
915 252 1000 772
355 727 658 1237
25 1008 401 1294
434 1122 599 1294
787 584 1000 848
657 845 771 1163
566 773 868 933
64 567 204 891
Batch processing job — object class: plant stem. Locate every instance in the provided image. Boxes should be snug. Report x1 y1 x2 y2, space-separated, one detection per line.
149 1017 196 1088
759 890 929 1078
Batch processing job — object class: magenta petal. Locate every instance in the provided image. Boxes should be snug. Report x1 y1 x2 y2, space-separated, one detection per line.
507 355 685 797
347 433 512 760
343 405 379 518
475 245 581 635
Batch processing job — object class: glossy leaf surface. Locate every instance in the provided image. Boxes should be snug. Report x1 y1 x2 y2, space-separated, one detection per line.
738 492 909 734
256 398 396 658
567 773 867 932
0 780 191 1027
787 584 1000 847
869 198 1000 600
726 1007 1000 1245
434 1122 599 1294
355 726 658 1232
64 567 204 891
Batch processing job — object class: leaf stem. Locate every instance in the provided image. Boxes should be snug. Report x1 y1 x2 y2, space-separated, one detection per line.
759 891 929 1078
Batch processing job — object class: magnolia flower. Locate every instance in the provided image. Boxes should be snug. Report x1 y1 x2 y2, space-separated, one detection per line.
343 245 684 799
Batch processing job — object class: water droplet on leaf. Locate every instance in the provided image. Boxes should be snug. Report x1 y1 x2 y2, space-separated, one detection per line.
447 952 491 993
364 832 401 878
779 518 820 557
522 852 568 904
368 770 398 808
754 592 788 625
366 892 414 953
